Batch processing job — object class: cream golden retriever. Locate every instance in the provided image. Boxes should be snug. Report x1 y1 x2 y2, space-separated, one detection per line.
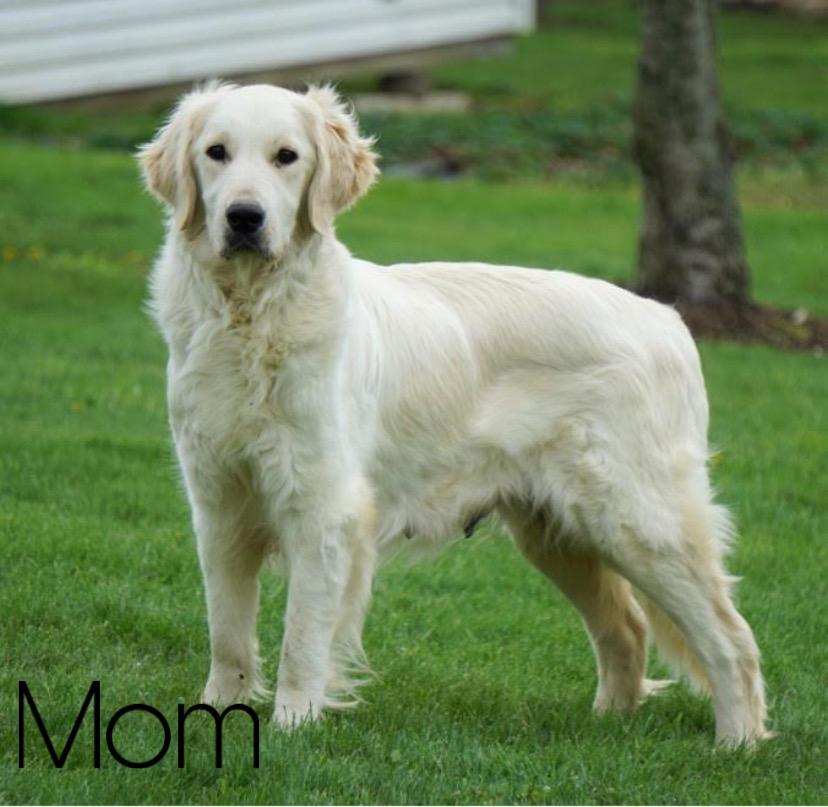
138 82 769 746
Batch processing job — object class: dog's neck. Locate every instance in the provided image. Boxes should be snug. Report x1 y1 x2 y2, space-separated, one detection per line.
169 228 354 360
213 232 326 305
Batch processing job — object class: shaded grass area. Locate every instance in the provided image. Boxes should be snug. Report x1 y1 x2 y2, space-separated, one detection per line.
373 1 828 178
434 1 828 116
0 142 826 803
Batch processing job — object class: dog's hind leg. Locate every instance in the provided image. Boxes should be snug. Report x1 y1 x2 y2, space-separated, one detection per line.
502 505 670 713
598 492 769 747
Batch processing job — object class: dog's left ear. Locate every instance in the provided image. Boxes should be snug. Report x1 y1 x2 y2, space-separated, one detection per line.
304 85 379 233
137 83 226 233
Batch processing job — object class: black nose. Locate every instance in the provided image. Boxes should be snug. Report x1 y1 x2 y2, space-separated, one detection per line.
226 203 265 234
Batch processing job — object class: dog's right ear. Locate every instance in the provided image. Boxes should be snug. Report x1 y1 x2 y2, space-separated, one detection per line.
137 83 227 233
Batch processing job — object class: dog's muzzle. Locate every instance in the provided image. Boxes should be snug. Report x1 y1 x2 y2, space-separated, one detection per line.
223 202 268 257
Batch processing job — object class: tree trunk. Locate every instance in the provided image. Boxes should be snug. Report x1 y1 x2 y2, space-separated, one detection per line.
633 0 751 306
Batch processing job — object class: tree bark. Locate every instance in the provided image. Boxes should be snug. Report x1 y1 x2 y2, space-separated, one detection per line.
633 0 751 306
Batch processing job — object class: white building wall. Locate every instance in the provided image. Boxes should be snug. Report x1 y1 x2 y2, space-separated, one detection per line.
0 0 535 103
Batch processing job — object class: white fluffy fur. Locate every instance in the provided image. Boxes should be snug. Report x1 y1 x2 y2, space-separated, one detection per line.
138 82 769 745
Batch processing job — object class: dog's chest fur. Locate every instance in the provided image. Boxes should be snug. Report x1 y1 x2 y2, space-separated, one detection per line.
155 246 359 521
174 317 281 464
164 270 305 462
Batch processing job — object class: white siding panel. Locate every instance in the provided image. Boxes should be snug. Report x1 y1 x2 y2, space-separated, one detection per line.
0 0 327 39
0 0 535 103
0 0 515 68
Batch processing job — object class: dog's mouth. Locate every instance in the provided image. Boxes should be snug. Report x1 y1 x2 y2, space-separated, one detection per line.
221 232 271 260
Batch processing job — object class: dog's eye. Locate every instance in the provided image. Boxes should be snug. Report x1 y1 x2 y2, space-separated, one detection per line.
206 144 227 162
275 148 298 166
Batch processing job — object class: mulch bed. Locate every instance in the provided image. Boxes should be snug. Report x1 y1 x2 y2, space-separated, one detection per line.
675 301 828 354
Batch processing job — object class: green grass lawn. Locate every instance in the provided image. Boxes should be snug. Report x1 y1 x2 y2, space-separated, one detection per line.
0 136 826 804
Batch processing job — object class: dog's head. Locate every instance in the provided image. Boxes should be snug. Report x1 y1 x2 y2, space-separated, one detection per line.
138 82 378 264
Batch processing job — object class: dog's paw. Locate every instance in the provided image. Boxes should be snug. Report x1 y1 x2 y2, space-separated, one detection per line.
202 668 267 708
272 693 323 730
716 727 777 751
639 677 675 702
593 677 674 714
202 679 243 708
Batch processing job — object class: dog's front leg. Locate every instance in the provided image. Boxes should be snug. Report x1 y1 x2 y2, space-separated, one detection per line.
274 515 350 727
194 500 268 708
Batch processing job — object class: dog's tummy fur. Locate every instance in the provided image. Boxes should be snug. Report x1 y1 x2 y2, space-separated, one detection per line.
139 82 770 746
